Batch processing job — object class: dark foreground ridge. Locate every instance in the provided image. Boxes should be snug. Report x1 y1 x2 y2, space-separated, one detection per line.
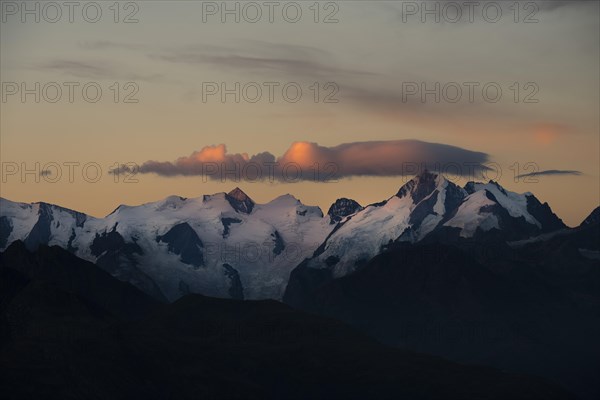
285 222 600 400
0 242 573 400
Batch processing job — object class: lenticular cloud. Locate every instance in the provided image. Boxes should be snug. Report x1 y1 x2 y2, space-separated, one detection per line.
110 140 490 181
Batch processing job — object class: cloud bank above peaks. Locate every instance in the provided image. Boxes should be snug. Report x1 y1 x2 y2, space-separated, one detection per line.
110 140 492 182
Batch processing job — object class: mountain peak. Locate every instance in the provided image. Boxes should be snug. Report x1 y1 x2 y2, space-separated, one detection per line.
273 193 300 202
464 180 508 196
226 187 255 214
228 187 251 201
327 198 363 224
418 169 437 178
396 170 447 202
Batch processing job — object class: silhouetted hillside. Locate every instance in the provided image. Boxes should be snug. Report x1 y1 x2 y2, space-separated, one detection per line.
0 244 574 400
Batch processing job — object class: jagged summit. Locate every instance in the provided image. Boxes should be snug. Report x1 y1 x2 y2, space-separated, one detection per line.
327 198 363 224
396 170 456 204
464 180 508 195
226 187 255 214
228 187 252 202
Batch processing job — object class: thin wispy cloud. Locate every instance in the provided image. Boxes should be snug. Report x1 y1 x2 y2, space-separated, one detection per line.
537 1 589 11
40 60 116 80
33 59 164 83
78 41 147 51
150 42 375 80
515 170 583 179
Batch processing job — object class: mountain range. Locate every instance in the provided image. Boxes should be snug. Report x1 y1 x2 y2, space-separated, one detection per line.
2 171 599 398
0 171 585 304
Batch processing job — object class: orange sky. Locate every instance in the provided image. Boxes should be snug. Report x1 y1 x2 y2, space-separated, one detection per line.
1 1 598 226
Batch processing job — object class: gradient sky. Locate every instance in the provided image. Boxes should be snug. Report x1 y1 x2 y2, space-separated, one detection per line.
1 0 598 226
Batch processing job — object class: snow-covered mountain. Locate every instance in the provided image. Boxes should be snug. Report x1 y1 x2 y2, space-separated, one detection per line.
0 189 331 301
444 180 566 238
302 171 566 278
0 172 569 301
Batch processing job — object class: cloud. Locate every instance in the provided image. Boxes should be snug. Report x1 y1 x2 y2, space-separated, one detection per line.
110 140 491 182
33 59 164 82
515 170 583 179
150 41 375 80
78 41 146 51
39 60 115 80
536 1 589 11
529 122 575 145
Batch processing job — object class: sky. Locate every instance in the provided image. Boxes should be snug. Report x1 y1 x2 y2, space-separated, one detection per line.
1 0 599 227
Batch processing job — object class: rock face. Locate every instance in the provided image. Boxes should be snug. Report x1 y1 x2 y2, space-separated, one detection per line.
221 217 241 238
525 194 566 232
271 230 285 255
90 226 166 302
327 198 363 224
226 187 255 214
0 216 12 249
23 203 53 251
156 222 204 268
222 263 244 300
581 206 600 227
